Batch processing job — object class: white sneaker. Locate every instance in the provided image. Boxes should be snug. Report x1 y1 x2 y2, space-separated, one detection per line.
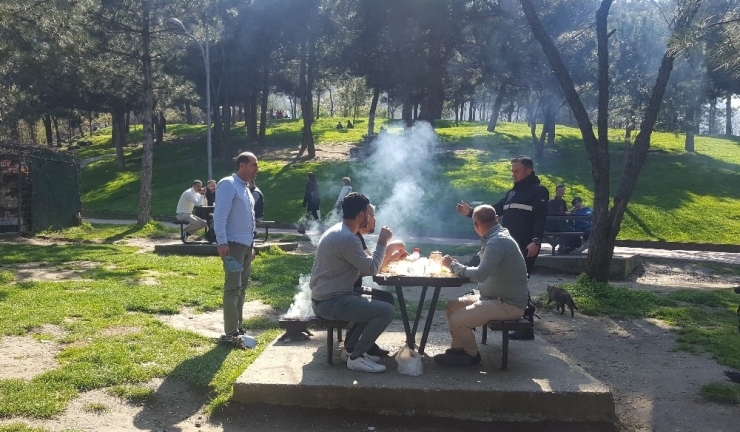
340 349 380 363
347 355 386 373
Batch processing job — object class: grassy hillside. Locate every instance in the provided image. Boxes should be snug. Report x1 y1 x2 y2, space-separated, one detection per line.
76 118 740 244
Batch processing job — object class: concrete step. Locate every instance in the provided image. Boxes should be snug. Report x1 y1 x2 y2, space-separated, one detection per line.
535 252 641 279
233 328 616 425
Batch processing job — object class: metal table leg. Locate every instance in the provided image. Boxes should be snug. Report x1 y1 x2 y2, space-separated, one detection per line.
410 286 428 338
395 285 414 349
418 286 442 355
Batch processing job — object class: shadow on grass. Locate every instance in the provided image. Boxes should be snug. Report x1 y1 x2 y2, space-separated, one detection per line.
624 206 664 241
132 344 232 431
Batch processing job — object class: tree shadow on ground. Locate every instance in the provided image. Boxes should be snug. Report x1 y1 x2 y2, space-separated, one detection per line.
132 344 231 431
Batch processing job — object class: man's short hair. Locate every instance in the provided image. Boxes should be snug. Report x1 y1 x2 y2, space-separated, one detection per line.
511 155 533 170
342 177 351 185
473 205 497 225
342 192 370 219
192 180 202 186
571 196 583 206
556 184 565 190
235 152 256 168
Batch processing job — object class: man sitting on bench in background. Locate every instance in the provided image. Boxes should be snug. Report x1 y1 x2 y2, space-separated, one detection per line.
175 180 207 241
310 192 399 373
434 205 529 367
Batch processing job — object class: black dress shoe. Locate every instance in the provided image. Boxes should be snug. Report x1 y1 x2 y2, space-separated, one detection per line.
508 329 535 340
434 351 481 367
444 348 467 355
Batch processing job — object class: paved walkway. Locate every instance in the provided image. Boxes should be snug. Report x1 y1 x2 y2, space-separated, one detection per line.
84 218 740 266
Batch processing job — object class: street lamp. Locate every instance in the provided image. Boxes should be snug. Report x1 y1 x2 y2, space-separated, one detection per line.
166 17 212 180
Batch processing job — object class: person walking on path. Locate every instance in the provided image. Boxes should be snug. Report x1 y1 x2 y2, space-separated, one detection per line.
302 172 321 222
334 177 352 212
214 152 258 348
456 155 548 340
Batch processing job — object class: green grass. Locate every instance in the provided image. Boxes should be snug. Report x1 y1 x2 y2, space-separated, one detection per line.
0 228 314 418
107 385 156 405
77 118 740 245
554 276 740 370
700 382 740 404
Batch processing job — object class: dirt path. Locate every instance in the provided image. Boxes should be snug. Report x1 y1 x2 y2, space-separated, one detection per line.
1 236 739 431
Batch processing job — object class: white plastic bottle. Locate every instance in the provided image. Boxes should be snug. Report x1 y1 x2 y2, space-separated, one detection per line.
408 247 420 262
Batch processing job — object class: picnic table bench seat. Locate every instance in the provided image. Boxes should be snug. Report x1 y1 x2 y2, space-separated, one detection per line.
480 318 533 371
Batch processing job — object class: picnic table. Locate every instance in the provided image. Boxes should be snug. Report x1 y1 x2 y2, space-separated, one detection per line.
372 274 470 355
543 214 592 255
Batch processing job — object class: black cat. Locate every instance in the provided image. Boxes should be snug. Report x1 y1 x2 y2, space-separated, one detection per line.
546 284 579 317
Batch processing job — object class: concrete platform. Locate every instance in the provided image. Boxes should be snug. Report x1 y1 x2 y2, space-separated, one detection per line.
535 252 641 279
233 327 616 425
152 241 298 256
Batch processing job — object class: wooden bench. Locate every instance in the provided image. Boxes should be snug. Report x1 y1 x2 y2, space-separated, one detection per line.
480 318 533 371
543 214 591 255
255 220 274 242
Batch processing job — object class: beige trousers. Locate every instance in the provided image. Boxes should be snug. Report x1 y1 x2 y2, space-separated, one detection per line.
445 294 524 356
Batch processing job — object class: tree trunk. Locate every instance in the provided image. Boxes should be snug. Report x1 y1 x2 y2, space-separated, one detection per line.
368 86 380 137
487 83 507 132
222 104 232 158
329 88 334 117
43 114 53 146
297 17 317 159
402 94 413 127
315 90 320 120
726 91 733 135
52 116 62 147
137 0 154 226
708 97 716 134
185 102 193 124
259 68 269 145
685 104 695 152
111 109 126 170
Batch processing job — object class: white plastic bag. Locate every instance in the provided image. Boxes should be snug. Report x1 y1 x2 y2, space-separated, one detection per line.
395 346 423 376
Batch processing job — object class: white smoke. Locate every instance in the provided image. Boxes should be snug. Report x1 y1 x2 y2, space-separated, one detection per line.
283 273 314 320
356 121 442 240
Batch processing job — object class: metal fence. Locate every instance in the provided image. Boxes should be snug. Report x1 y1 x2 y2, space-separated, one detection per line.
0 141 81 233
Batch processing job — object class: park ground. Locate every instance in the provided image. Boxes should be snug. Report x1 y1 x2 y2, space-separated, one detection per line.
1 234 739 432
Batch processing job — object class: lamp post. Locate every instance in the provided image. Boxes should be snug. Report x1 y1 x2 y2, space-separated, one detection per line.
166 17 212 180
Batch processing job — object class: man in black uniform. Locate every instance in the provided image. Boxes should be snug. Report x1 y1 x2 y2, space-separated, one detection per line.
456 155 548 340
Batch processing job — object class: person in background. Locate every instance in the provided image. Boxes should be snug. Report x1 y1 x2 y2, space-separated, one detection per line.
249 180 264 222
336 122 344 130
302 172 321 222
569 197 592 253
175 180 207 241
334 177 352 212
204 180 216 206
456 155 548 340
346 120 354 129
214 152 258 349
435 205 528 367
546 184 578 254
310 192 395 373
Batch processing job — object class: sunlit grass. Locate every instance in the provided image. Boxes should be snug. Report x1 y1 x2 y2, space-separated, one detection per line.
556 275 740 370
0 233 314 417
78 118 740 244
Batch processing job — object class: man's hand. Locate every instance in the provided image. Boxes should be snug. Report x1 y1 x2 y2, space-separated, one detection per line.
442 255 455 268
377 226 393 245
217 244 229 258
525 242 540 258
456 200 472 216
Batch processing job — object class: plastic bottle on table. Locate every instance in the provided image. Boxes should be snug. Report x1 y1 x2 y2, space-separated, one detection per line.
408 247 420 262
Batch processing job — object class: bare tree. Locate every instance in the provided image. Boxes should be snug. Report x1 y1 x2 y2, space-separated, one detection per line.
518 0 701 281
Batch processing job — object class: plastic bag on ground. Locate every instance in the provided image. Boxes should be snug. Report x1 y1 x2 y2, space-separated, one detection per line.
395 346 423 376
